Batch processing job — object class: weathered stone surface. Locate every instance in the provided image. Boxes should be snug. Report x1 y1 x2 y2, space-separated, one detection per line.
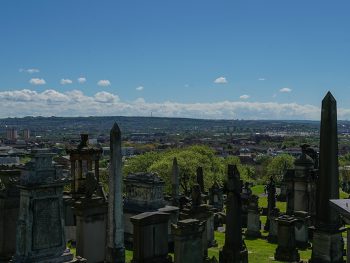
130 212 172 263
245 195 261 238
172 219 204 263
106 123 125 263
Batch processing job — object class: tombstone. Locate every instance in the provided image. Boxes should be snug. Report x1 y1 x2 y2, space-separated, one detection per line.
181 184 216 249
264 177 276 231
124 172 167 243
209 181 224 211
73 171 108 263
310 92 344 263
284 144 317 220
267 208 280 243
0 169 20 262
240 182 252 228
294 211 311 249
158 205 179 250
106 123 125 263
172 219 205 263
245 194 261 238
12 150 76 263
171 157 180 206
330 199 350 263
130 212 172 263
219 165 248 263
196 167 205 194
274 215 300 262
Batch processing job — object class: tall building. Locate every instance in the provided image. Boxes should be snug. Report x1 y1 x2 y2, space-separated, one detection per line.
23 129 30 140
6 128 18 141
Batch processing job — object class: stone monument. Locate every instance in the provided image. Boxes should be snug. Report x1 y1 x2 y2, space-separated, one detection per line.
219 165 248 263
172 157 180 206
245 194 261 238
106 123 125 263
12 150 75 263
310 92 345 263
264 176 276 231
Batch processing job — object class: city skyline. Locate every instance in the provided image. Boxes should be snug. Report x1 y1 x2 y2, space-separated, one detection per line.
1 1 350 119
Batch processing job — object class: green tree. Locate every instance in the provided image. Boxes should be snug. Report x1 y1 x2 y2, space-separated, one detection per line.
266 154 295 183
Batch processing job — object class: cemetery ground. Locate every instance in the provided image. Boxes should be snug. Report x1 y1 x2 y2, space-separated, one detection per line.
66 184 349 263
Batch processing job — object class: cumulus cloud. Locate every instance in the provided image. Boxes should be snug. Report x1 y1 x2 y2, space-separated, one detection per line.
97 80 111 87
280 88 292 93
60 79 73 85
0 88 333 120
29 78 46 85
214 77 227 84
240 95 250 100
136 86 144 91
78 77 86 84
19 68 40 74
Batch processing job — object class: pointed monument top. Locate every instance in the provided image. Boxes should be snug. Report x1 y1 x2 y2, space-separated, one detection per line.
323 91 336 104
110 122 121 135
173 157 178 166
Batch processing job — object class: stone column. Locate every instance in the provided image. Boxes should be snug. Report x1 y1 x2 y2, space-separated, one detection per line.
106 123 125 263
95 160 99 182
172 219 204 263
172 157 179 206
219 165 248 263
310 92 344 263
196 167 205 194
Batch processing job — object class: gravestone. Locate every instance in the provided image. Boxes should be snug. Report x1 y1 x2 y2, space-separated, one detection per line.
196 167 205 194
274 215 300 262
264 177 276 231
73 171 108 263
219 165 248 263
267 208 280 243
172 219 205 263
294 211 311 249
171 157 180 206
0 169 20 262
130 212 172 263
12 150 76 263
209 181 224 211
245 194 261 238
241 182 252 228
310 92 344 263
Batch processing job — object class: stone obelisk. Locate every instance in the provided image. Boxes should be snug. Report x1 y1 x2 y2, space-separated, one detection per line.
310 92 344 263
106 123 125 263
219 165 248 263
172 157 180 206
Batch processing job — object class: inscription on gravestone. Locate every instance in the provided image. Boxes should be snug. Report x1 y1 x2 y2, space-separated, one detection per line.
32 198 62 250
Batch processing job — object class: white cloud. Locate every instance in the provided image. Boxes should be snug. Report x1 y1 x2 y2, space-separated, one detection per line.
60 79 73 85
19 68 40 74
78 77 86 84
97 80 111 87
280 88 292 93
258 78 266 81
0 88 333 120
29 78 46 85
240 95 250 100
214 77 227 84
136 86 144 91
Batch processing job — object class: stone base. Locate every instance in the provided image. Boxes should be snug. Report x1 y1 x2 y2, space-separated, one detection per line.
11 252 74 263
309 230 344 263
131 255 172 263
245 229 261 238
296 240 310 250
105 246 125 263
267 234 277 243
275 246 300 262
219 248 248 263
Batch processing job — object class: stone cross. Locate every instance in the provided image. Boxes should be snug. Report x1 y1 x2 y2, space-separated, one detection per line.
219 164 248 263
106 123 125 263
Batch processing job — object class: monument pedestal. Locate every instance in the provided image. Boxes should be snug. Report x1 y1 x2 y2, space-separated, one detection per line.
219 247 248 263
74 196 107 263
245 210 261 238
309 228 344 263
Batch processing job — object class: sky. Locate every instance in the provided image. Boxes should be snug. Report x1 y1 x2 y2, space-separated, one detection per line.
1 0 350 120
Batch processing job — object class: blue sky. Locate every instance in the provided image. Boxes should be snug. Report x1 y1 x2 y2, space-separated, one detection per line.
1 1 350 119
